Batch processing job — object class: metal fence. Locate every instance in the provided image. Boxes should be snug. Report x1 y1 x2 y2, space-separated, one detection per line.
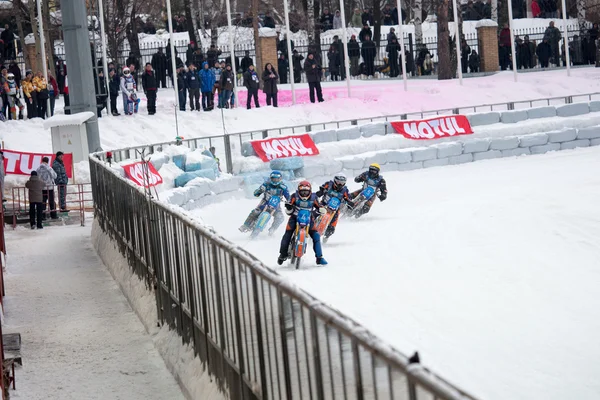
98 91 600 175
90 152 479 400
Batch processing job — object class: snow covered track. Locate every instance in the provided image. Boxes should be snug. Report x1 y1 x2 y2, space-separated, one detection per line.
2 225 184 400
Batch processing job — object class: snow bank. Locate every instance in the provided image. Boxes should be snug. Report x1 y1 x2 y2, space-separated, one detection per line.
42 112 95 129
92 221 226 400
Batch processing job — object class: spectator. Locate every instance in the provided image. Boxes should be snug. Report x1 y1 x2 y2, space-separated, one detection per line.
499 24 511 48
523 35 536 68
48 74 59 117
386 38 400 78
387 28 398 43
292 50 304 83
151 47 168 88
219 64 234 108
359 25 373 43
382 4 394 25
52 152 68 211
63 75 70 114
423 54 433 75
278 54 288 84
1 24 14 60
8 61 21 87
277 35 295 57
243 64 260 109
483 0 492 18
328 41 341 81
166 39 178 85
464 1 478 20
206 45 222 67
241 50 253 72
177 64 187 111
536 39 551 68
33 71 49 119
361 35 377 77
263 12 276 29
304 53 324 103
588 23 598 64
460 39 471 73
25 171 45 229
350 8 362 28
142 63 158 115
321 8 334 31
212 61 222 108
22 70 35 119
333 10 343 29
191 47 204 69
208 146 221 172
36 156 57 220
94 69 108 117
262 63 278 107
474 0 485 19
186 63 201 111
108 69 121 116
469 50 480 72
125 52 140 87
348 35 361 76
570 35 585 65
333 36 346 80
361 9 373 26
199 61 216 111
186 42 197 66
543 21 561 66
531 0 541 17
56 59 67 93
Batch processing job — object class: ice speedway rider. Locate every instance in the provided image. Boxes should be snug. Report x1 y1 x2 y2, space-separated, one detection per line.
277 181 328 266
315 174 354 239
351 163 388 216
239 171 290 234
120 66 140 115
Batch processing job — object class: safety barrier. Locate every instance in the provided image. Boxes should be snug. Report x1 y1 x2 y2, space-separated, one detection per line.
98 91 600 174
90 152 479 400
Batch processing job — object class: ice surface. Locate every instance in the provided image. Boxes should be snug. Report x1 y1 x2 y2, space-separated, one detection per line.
191 146 600 400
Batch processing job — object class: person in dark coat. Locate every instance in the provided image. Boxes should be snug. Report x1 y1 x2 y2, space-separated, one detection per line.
361 9 373 26
166 39 178 85
206 45 222 67
320 8 334 31
94 70 107 118
460 39 471 73
468 50 480 72
359 25 372 43
536 39 552 68
292 50 304 83
241 50 253 72
52 152 69 211
361 36 376 76
186 42 197 66
55 59 67 93
25 171 45 229
177 64 186 111
348 35 361 76
125 52 140 86
588 23 598 64
328 43 341 81
543 21 561 66
151 47 168 88
1 24 14 60
263 12 276 28
386 38 400 77
108 69 121 116
278 54 288 84
304 53 324 103
186 63 201 111
277 35 295 57
190 48 204 69
243 64 260 109
523 35 536 67
262 63 279 107
142 63 158 115
219 64 235 108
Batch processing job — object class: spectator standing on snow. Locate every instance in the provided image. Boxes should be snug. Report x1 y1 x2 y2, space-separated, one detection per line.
348 35 361 76
328 41 341 81
241 51 253 72
361 35 376 77
212 62 222 108
199 61 216 111
26 171 45 229
206 45 222 67
262 63 279 107
108 69 120 116
219 64 235 108
304 53 324 103
48 74 59 117
387 28 398 43
543 21 561 66
151 47 168 88
52 152 68 211
1 24 14 60
190 48 204 69
469 50 480 72
531 0 541 17
33 71 49 119
22 70 35 119
186 63 201 111
142 63 158 115
386 38 400 78
292 50 304 83
460 39 471 73
320 8 334 31
524 35 536 67
333 10 343 29
37 157 57 220
536 39 552 68
263 12 276 28
125 52 140 87
361 9 373 26
94 70 108 118
588 23 599 64
278 54 288 84
186 42 197 66
243 64 260 109
359 24 372 43
350 8 362 27
382 4 393 25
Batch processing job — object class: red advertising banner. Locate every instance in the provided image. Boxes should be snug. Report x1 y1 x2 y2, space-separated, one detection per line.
2 150 73 178
122 161 163 188
250 134 320 162
390 115 474 140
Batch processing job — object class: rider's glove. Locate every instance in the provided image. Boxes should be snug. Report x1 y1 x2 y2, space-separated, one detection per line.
253 189 262 197
284 203 294 215
379 193 387 202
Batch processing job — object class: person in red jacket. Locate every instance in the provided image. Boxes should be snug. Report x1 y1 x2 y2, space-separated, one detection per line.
531 0 541 18
48 74 59 116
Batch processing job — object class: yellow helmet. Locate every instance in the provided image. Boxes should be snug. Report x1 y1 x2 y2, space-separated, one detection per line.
369 163 381 171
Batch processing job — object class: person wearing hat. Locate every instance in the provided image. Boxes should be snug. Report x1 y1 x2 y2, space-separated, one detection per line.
292 49 304 83
26 171 45 229
304 53 324 103
243 64 260 109
108 68 121 116
120 66 139 115
219 64 234 108
141 62 158 115
36 157 57 219
22 70 36 119
52 151 69 211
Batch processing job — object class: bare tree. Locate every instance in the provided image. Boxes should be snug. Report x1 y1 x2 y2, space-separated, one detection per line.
577 0 587 31
252 0 263 73
41 0 56 78
413 0 423 46
437 0 452 80
12 0 30 69
184 0 198 44
491 0 498 21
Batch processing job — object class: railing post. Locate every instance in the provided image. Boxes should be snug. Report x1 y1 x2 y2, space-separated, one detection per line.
305 125 312 132
262 130 268 139
507 102 515 110
352 338 364 400
310 313 325 400
223 134 234 174
566 96 573 104
452 108 459 114
251 273 269 399
277 292 293 400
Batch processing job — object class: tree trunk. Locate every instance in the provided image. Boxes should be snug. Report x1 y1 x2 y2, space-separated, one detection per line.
13 0 30 70
577 0 587 32
42 0 56 78
126 4 141 61
29 1 43 73
253 0 262 79
414 0 423 46
307 0 316 43
491 0 498 21
373 0 381 47
184 0 198 44
437 0 452 80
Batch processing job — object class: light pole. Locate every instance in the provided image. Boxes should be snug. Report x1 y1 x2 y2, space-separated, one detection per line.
225 0 238 107
98 0 112 115
560 0 571 76
451 0 463 85
338 0 352 97
507 0 519 81
395 0 408 90
36 0 50 117
283 0 296 104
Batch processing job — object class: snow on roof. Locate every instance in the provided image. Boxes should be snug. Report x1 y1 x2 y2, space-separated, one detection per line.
43 112 95 130
475 19 499 28
259 27 278 38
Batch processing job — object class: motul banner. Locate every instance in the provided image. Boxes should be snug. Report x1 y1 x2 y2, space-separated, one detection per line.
390 115 474 140
2 149 74 178
122 161 163 188
250 134 320 162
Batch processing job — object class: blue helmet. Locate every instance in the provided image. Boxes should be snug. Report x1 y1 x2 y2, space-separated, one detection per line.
270 170 283 186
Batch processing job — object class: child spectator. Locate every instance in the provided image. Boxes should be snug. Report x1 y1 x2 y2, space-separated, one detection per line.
25 171 45 229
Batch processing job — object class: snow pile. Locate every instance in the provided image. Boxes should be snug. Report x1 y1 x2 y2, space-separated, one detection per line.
92 221 227 400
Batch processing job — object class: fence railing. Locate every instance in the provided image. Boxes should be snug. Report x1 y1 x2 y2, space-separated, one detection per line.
99 91 600 174
90 152 480 400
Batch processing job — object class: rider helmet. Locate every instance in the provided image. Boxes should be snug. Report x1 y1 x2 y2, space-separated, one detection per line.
123 67 131 75
297 181 311 200
270 170 282 186
333 174 347 191
368 163 381 178
7 73 14 81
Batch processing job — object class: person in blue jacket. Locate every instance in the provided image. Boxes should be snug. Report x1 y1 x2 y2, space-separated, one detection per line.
199 61 216 111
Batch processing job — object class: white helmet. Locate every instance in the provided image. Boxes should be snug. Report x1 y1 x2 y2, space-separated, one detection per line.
122 67 131 75
7 73 14 81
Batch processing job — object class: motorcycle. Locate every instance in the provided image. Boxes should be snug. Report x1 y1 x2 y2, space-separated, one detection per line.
315 196 342 239
250 195 281 238
346 186 376 219
288 209 311 269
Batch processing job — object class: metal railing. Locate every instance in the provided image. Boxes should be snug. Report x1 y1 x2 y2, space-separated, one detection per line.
90 153 479 400
98 91 600 175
